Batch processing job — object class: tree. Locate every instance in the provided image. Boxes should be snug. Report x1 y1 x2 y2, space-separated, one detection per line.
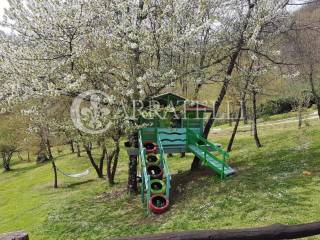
251 84 263 148
0 0 231 192
0 0 293 189
0 144 18 172
284 3 320 119
192 0 292 169
0 106 28 171
227 59 254 152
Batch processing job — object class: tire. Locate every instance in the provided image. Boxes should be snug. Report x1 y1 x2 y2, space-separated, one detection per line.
149 195 169 214
147 164 163 179
150 179 166 195
144 141 157 154
147 154 159 164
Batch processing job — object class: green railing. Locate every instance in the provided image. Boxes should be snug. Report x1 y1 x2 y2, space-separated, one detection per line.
139 131 151 214
186 128 229 179
157 132 171 200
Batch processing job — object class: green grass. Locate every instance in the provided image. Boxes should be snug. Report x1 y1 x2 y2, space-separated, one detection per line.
1 120 320 239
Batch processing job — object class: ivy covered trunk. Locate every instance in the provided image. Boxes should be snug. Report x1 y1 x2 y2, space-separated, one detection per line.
127 132 139 194
128 155 138 194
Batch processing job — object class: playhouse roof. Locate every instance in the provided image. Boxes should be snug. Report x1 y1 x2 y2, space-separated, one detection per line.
152 92 186 106
186 102 213 112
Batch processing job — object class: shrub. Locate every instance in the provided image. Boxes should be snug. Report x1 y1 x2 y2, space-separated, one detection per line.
258 98 297 116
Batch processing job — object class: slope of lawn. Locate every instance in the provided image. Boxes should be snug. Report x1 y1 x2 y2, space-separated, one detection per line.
1 119 320 240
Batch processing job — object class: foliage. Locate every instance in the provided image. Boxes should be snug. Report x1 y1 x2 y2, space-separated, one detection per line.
0 0 295 184
258 98 296 116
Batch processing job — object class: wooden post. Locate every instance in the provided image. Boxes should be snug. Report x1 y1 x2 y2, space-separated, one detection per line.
0 231 29 240
113 221 320 240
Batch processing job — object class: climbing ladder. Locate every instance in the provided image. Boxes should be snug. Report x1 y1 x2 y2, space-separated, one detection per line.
139 132 151 212
139 131 171 214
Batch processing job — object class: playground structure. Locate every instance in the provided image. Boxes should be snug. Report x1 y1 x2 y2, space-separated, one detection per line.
126 93 236 214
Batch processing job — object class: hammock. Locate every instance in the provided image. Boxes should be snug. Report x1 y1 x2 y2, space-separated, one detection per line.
56 168 90 178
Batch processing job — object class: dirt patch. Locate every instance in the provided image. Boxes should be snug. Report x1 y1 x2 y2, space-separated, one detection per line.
170 168 214 204
95 187 127 202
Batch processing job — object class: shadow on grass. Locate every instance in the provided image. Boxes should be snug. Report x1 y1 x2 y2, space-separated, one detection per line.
3 162 47 175
63 179 96 188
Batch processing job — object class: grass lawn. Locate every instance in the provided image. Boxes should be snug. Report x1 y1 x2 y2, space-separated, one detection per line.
1 120 320 239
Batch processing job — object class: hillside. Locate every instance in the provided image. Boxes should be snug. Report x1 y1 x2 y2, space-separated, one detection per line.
1 115 320 240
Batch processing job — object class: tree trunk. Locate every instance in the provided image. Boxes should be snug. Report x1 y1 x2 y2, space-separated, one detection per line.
308 68 320 119
107 150 115 185
242 100 248 125
126 0 144 192
298 104 303 129
128 155 138 194
111 140 120 184
227 72 251 152
191 4 256 170
87 142 93 151
127 132 139 194
107 139 120 186
191 46 242 170
99 143 106 177
252 91 262 148
3 158 11 171
2 152 13 172
84 145 103 178
69 140 75 153
51 158 58 188
316 103 320 119
46 139 53 160
227 107 242 152
76 144 81 157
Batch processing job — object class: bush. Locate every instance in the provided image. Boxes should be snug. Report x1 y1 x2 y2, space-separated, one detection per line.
258 98 297 116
